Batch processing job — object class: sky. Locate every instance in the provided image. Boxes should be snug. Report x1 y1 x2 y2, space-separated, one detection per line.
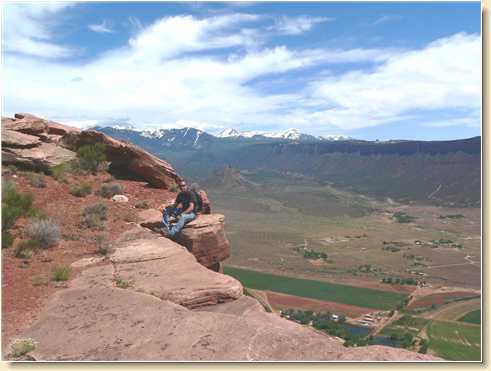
1 1 481 140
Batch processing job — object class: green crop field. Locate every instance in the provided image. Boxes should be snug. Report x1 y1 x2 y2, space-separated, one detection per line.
224 266 407 310
458 309 481 325
427 320 481 361
380 315 429 337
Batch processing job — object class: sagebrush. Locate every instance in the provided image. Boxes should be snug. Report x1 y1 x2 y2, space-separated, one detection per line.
70 183 92 197
25 219 61 248
98 182 123 198
81 203 107 229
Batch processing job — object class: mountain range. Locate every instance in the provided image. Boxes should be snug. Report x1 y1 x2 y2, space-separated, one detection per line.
95 125 481 207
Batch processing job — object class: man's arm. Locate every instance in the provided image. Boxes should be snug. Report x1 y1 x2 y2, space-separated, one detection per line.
182 202 194 214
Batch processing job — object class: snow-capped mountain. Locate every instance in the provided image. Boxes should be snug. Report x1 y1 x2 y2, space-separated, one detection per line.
214 128 332 141
216 128 241 138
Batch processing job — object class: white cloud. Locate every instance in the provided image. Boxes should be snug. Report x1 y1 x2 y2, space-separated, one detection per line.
2 3 75 58
88 20 114 34
272 16 331 35
371 15 403 26
305 32 481 130
2 8 481 137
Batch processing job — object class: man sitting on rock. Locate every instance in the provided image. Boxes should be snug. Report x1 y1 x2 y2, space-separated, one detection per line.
162 180 197 237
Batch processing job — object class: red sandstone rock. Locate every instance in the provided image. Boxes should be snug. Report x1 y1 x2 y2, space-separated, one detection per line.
109 236 242 308
172 214 231 269
1 129 40 147
137 210 230 269
62 130 182 189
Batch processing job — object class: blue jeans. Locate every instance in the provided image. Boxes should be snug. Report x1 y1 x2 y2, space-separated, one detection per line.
163 207 181 226
167 212 196 236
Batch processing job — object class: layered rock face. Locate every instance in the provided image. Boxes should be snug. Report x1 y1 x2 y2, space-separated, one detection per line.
137 209 230 270
11 262 439 361
62 130 181 189
1 113 181 189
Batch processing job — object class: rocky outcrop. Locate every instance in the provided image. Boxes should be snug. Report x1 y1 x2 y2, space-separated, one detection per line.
62 130 181 189
1 130 40 148
137 210 230 270
2 142 77 170
172 214 230 269
1 113 181 189
109 229 242 308
9 265 440 361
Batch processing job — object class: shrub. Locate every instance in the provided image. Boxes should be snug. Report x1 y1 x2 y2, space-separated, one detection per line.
114 276 129 289
93 234 108 256
2 178 17 197
51 266 71 281
2 185 33 230
169 186 178 193
77 143 106 173
2 231 14 248
50 162 71 182
81 203 107 229
393 212 416 223
24 172 47 188
13 240 40 259
97 182 123 198
25 219 61 248
70 183 92 197
10 338 36 358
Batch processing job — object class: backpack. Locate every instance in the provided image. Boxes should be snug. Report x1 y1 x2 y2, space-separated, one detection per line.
192 190 203 213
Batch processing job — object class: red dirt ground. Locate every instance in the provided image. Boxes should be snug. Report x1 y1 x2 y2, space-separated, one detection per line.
407 291 480 309
265 291 374 318
1 170 175 352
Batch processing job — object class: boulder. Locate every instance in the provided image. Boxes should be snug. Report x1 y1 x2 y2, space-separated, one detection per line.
112 194 129 203
62 130 181 189
2 142 77 171
109 237 242 308
137 211 231 269
1 129 40 148
172 214 231 269
10 284 441 361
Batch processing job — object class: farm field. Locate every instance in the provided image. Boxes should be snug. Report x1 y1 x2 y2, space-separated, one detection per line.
427 320 481 361
223 266 407 310
210 172 481 290
264 291 374 318
459 310 480 325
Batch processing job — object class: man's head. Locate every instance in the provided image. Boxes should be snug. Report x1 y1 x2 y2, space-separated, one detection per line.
178 180 188 192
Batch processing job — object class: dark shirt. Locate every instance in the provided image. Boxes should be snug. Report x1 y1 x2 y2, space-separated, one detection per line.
175 191 197 213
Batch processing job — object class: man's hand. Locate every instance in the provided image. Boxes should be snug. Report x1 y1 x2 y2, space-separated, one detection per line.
183 202 194 214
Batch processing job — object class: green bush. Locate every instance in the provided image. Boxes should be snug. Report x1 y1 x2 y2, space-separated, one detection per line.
81 203 107 229
114 276 129 289
2 183 33 230
97 182 123 198
77 143 106 173
10 338 36 358
25 219 61 248
169 186 178 193
70 183 92 197
13 240 40 259
51 266 71 281
24 172 47 188
393 212 416 223
50 162 71 182
2 231 14 248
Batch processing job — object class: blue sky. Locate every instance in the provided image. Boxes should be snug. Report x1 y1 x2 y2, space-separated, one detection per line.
2 1 481 140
